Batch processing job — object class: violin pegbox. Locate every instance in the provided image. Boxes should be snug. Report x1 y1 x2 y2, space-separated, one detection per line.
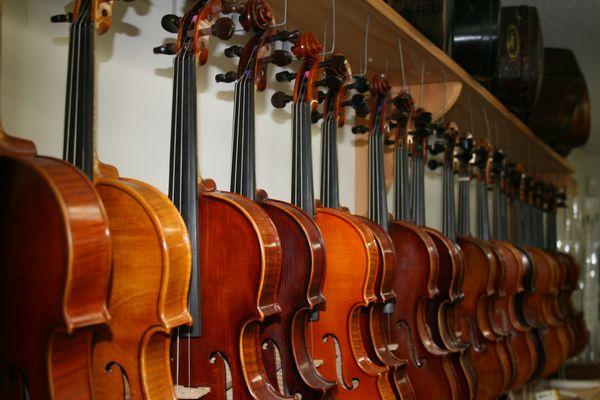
154 0 233 65
474 140 493 184
316 54 352 127
429 121 458 172
390 91 414 148
51 0 127 34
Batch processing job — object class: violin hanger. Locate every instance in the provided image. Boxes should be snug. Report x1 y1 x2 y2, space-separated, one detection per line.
322 0 336 57
418 60 425 109
269 0 288 29
355 14 371 77
397 37 407 91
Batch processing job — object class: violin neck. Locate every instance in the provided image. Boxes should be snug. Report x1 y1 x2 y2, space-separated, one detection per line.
546 209 557 251
476 180 491 241
230 75 256 200
368 101 389 230
492 180 509 242
393 130 410 221
442 154 457 241
410 153 426 227
168 47 201 337
63 0 95 180
291 101 315 217
457 170 471 237
320 113 340 209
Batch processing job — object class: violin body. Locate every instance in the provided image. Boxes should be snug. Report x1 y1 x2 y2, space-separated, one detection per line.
359 217 415 400
259 198 336 399
456 236 512 400
423 227 476 400
385 220 462 400
491 240 538 388
0 149 111 399
175 185 289 400
311 208 396 399
523 247 569 378
91 173 192 399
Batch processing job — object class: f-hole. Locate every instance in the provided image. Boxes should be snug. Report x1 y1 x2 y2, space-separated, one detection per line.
105 361 131 400
322 334 359 391
8 366 31 400
262 339 284 394
460 315 487 352
210 352 233 400
396 320 428 368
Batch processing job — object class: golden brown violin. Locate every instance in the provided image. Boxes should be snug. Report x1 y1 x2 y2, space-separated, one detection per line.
452 134 513 400
50 1 194 397
0 1 112 398
308 58 397 399
262 31 338 398
162 1 297 398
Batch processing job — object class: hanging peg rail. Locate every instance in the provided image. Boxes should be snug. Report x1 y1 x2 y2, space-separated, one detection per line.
270 0 573 194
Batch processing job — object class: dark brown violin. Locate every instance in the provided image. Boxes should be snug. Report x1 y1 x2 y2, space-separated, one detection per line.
264 31 338 399
307 58 397 399
452 134 513 400
372 105 467 400
0 1 112 398
159 1 295 398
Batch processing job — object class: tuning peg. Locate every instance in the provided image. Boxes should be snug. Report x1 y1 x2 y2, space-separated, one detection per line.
160 14 180 33
347 76 370 93
342 94 366 111
275 71 296 82
356 106 370 119
271 92 293 109
428 159 443 171
153 43 178 55
263 50 293 67
268 29 301 43
317 91 326 104
384 138 395 146
352 125 368 135
215 71 239 83
224 45 243 58
429 142 445 155
50 13 73 23
311 110 323 123
210 17 236 40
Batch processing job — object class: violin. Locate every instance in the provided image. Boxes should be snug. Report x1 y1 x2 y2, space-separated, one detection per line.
509 170 569 379
50 1 197 397
475 142 539 390
308 57 397 399
452 134 513 400
264 31 339 398
0 1 112 397
353 74 416 400
158 1 293 398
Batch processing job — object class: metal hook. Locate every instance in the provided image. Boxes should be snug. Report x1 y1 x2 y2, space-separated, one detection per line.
441 71 447 124
269 0 288 29
397 37 407 91
384 60 389 77
467 96 474 135
356 14 371 77
418 61 425 109
483 108 491 142
493 119 500 149
322 0 336 56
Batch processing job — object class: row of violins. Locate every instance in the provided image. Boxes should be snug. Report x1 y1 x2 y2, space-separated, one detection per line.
0 0 589 399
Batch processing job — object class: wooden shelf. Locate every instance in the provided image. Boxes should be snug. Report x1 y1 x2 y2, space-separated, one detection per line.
271 0 574 180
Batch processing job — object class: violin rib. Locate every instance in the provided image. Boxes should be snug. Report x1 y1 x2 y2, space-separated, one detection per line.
0 155 111 399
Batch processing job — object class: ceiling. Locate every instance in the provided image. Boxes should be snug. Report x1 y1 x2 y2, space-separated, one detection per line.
502 0 600 154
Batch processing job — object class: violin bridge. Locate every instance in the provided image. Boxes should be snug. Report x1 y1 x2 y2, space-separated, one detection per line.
174 385 211 399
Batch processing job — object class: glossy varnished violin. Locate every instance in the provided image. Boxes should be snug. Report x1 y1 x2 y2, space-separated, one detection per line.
352 73 416 400
307 57 397 399
262 31 339 398
158 1 293 398
483 146 539 389
50 1 195 397
0 2 112 397
452 134 513 400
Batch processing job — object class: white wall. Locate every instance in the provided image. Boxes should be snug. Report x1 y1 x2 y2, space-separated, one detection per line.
1 0 487 234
